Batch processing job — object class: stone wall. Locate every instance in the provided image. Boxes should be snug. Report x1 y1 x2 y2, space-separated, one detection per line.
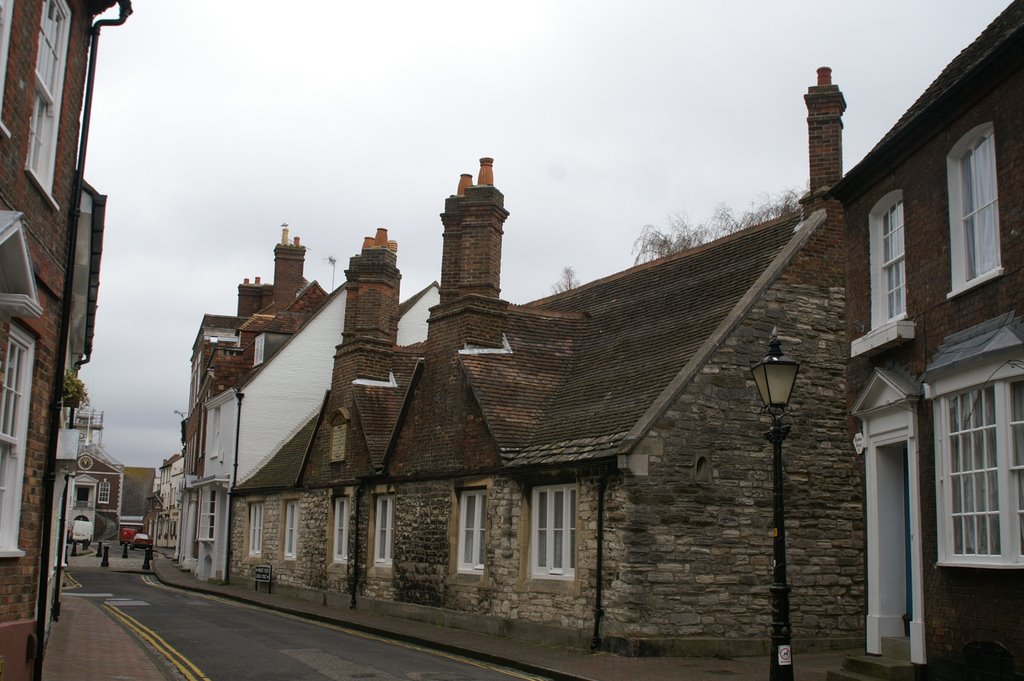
231 489 331 595
598 279 862 654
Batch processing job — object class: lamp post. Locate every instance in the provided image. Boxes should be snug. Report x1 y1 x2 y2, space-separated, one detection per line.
751 332 800 681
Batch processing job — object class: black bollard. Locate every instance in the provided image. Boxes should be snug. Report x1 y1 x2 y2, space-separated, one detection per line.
101 545 109 567
121 542 128 559
96 541 103 558
71 541 77 557
143 547 152 571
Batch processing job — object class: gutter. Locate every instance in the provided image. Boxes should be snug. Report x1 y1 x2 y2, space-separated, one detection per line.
35 3 132 676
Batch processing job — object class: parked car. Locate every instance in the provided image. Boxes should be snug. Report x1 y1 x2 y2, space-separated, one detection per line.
130 533 152 550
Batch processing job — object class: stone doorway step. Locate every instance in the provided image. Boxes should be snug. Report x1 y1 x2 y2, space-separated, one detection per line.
827 637 914 681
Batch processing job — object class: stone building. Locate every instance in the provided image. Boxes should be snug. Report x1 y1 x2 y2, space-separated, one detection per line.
830 2 1024 678
231 68 863 658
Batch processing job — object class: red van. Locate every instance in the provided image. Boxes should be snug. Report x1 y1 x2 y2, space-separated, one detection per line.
119 527 138 545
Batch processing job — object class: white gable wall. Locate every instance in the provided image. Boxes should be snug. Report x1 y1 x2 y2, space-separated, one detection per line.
236 292 346 484
397 284 438 346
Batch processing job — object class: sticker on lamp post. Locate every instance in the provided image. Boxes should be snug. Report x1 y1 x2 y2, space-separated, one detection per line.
778 645 792 666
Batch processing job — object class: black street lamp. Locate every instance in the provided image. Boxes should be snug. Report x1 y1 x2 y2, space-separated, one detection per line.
751 332 800 681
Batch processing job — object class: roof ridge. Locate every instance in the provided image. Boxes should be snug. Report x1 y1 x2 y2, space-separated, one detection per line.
530 210 803 307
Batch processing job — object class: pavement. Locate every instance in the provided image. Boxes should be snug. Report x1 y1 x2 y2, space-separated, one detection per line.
44 546 860 681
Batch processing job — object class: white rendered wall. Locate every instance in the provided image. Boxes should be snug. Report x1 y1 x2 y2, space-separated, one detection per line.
396 284 437 346
236 293 347 484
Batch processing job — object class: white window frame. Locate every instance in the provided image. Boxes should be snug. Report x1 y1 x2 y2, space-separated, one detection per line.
207 406 221 460
0 0 16 137
253 334 265 366
332 496 349 563
932 363 1024 568
946 123 1002 297
199 488 216 541
375 494 394 566
27 0 71 194
97 480 110 504
457 490 486 573
531 484 577 579
0 327 34 556
284 500 298 559
248 502 263 557
870 193 906 326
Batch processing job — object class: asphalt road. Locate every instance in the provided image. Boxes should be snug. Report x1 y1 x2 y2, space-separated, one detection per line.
72 570 548 681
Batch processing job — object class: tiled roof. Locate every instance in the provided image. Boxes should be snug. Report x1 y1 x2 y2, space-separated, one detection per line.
462 213 804 467
837 0 1024 194
357 348 423 468
235 412 320 492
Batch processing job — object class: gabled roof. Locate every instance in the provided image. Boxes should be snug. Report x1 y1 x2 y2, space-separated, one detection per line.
356 347 423 469
399 281 439 318
833 0 1024 198
461 210 824 468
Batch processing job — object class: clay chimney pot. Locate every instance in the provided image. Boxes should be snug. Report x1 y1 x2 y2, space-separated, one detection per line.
293 236 301 247
386 240 398 253
281 224 290 245
457 173 473 196
477 157 494 186
243 278 250 285
817 66 832 86
362 236 375 250
255 276 262 284
374 228 389 247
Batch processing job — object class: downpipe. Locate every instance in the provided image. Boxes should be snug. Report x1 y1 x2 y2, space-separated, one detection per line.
34 3 132 678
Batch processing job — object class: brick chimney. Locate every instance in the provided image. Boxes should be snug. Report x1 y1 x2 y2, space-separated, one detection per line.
805 67 846 200
432 158 510 349
335 228 401 383
237 277 264 317
439 158 509 304
272 224 307 309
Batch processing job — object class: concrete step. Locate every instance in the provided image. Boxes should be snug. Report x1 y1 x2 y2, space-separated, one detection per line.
827 670 883 681
841 654 914 681
880 636 911 661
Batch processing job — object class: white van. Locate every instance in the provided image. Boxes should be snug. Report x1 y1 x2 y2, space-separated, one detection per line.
71 519 93 544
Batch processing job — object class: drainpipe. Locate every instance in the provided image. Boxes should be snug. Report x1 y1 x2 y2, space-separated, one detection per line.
224 390 244 584
51 472 74 622
34 3 132 678
590 468 609 651
350 483 363 609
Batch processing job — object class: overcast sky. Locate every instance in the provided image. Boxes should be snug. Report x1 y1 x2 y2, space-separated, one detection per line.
77 1 1011 469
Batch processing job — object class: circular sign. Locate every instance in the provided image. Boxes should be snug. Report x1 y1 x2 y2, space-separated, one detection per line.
778 645 792 665
78 455 93 470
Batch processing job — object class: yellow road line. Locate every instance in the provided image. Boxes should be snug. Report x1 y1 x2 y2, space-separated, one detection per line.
63 572 81 591
139 577 545 680
103 603 210 681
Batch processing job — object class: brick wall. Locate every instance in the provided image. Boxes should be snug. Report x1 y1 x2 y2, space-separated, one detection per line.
0 4 97 677
843 61 1024 668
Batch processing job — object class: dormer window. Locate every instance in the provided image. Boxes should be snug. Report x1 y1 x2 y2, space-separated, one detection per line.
253 334 265 366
